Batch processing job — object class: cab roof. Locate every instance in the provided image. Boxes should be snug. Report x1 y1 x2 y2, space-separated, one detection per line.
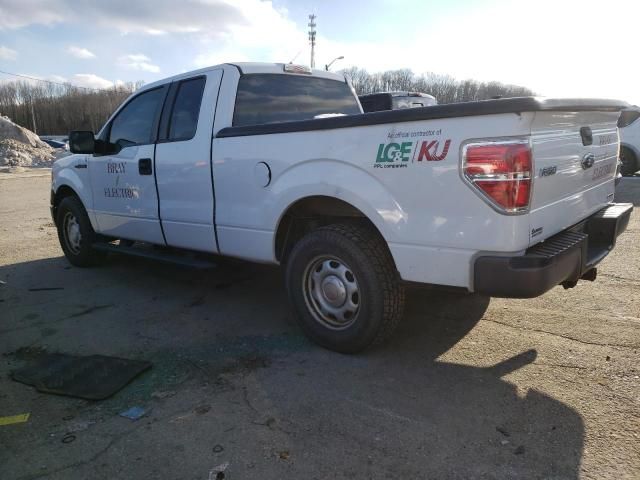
142 62 347 90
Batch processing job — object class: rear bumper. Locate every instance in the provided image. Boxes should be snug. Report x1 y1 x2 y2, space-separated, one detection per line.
474 203 633 298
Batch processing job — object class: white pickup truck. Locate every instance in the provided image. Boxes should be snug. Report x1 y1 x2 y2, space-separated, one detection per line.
51 62 633 353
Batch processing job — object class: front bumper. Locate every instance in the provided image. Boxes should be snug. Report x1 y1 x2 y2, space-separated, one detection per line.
474 203 633 298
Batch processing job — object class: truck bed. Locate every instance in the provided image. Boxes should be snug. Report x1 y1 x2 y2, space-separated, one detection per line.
217 97 629 138
213 95 628 289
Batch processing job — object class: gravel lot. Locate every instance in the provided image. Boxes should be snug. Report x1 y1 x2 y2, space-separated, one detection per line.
0 170 638 480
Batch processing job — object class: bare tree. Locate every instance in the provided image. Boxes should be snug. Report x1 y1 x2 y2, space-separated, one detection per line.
0 80 140 135
0 68 535 135
341 67 534 103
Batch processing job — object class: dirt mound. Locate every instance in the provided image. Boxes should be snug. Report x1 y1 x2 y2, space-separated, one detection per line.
0 116 54 167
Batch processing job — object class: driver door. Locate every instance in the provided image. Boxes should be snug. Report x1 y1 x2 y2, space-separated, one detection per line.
89 85 168 244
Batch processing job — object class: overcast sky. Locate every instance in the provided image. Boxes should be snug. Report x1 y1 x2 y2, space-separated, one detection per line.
0 0 638 104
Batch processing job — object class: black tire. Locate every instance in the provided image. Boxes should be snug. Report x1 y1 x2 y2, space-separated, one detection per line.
56 196 106 267
285 223 405 353
620 147 639 176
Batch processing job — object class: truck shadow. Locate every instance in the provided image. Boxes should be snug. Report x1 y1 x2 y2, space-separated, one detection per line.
0 256 584 479
255 288 584 479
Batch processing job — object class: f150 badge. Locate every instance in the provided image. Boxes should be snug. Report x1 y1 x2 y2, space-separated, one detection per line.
374 139 451 168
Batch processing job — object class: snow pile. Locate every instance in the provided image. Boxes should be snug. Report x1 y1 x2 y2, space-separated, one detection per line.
0 138 56 167
0 116 54 167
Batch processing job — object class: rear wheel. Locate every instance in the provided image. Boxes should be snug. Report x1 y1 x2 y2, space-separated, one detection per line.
285 223 405 353
56 196 105 267
620 147 639 176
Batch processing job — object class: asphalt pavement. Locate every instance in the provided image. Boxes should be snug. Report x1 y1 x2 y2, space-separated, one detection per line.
0 171 638 479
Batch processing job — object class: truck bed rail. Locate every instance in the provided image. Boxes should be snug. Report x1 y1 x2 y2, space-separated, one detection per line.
217 97 629 138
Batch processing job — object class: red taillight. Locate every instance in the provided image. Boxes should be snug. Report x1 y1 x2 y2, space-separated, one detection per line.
463 141 532 213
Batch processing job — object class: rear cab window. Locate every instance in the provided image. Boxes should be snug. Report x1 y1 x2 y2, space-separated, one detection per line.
233 74 361 127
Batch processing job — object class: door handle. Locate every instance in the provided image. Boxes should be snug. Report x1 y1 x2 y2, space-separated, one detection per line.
139 158 152 175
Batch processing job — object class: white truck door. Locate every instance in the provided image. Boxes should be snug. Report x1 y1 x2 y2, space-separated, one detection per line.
154 70 223 252
88 85 168 244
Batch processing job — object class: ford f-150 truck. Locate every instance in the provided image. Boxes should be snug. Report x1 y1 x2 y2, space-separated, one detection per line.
51 62 633 353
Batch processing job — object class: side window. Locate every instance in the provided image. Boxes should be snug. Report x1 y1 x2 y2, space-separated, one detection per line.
168 77 206 141
233 74 361 127
109 88 165 148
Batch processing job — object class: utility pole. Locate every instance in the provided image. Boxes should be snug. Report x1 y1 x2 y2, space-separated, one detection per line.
308 14 316 69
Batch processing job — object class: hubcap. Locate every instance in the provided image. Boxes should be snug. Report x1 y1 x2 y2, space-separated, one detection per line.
303 256 360 330
63 212 82 255
321 275 347 307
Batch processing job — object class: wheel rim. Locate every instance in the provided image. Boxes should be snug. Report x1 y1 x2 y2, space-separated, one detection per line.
303 256 360 330
63 211 82 255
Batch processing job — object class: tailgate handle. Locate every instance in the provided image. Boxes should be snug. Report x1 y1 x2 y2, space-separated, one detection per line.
580 126 593 146
138 158 152 175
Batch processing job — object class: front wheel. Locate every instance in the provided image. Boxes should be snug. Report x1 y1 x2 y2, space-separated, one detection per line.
56 196 105 267
285 223 405 353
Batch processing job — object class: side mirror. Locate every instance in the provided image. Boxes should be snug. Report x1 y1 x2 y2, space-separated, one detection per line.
69 131 95 154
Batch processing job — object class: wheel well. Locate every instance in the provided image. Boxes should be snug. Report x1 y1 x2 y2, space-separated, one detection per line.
52 185 78 224
621 144 637 156
274 196 387 263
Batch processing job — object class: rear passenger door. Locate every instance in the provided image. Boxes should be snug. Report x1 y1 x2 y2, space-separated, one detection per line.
155 70 223 252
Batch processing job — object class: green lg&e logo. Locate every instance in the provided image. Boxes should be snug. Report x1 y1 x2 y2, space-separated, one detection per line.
376 142 412 163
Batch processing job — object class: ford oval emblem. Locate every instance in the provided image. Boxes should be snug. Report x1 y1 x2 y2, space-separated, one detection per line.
581 153 595 170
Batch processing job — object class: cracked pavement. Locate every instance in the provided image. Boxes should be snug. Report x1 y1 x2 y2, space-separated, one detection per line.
0 170 638 479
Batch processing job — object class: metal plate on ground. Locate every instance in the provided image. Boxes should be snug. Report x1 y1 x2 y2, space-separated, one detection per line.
11 353 151 400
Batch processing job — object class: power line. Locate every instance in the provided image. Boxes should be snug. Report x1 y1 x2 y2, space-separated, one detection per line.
0 69 103 91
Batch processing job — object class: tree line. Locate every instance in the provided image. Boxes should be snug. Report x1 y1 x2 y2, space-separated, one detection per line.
0 67 535 135
340 67 534 103
0 80 141 135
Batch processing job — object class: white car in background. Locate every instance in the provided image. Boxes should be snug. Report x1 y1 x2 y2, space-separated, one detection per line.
359 91 437 112
618 107 640 176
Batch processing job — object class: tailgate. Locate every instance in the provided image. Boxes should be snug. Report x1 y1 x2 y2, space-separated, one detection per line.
528 110 620 245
